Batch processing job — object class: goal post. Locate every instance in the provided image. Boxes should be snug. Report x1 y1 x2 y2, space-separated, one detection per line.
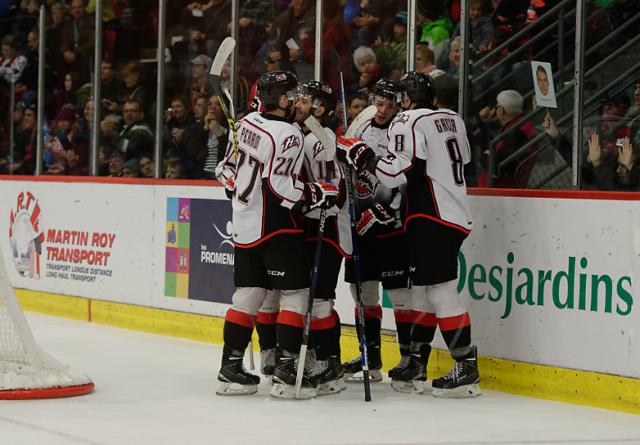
0 244 94 399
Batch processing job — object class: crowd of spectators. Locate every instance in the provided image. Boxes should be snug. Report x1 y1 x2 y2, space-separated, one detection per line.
0 0 639 190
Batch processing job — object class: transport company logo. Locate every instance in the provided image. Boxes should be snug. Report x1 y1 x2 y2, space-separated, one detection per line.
8 191 44 279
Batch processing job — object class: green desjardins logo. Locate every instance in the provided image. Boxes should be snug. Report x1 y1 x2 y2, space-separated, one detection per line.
457 252 633 319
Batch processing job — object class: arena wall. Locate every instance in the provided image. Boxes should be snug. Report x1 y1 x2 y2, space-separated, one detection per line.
1 176 639 412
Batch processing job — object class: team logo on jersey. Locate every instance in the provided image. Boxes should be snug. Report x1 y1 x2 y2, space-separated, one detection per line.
9 191 44 279
392 114 410 126
313 140 325 158
282 135 301 153
355 171 379 200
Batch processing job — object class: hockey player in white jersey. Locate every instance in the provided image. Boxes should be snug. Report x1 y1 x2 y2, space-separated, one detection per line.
337 71 480 398
340 78 416 386
215 71 339 399
294 80 352 395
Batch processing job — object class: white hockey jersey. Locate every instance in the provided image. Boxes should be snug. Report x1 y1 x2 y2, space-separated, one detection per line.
374 108 474 234
216 112 306 246
352 118 396 212
301 126 352 256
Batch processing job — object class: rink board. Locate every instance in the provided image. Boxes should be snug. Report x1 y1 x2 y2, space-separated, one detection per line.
1 176 640 413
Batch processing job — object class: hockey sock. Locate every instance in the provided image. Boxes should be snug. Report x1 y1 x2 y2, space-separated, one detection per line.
223 309 256 353
411 311 437 345
393 309 415 355
310 314 336 361
354 306 382 362
438 312 472 358
331 310 341 359
256 311 278 351
276 310 305 355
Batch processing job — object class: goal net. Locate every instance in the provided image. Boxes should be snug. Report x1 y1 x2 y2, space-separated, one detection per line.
0 246 94 399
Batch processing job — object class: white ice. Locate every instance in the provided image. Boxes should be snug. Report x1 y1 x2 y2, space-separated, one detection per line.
2 312 640 445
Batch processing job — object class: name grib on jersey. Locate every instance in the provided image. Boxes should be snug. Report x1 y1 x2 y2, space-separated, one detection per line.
434 118 458 133
200 246 234 266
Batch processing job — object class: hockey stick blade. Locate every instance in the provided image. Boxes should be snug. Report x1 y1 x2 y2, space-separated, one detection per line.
345 105 376 137
210 37 236 77
304 116 335 161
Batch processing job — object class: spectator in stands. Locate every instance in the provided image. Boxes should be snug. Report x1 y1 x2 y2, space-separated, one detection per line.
121 158 140 178
100 113 122 154
0 35 27 84
164 94 197 162
344 0 394 47
582 133 639 191
47 2 68 80
14 0 39 43
347 91 369 126
10 104 36 174
107 151 124 177
139 153 154 179
165 160 185 179
118 62 148 114
203 94 228 178
180 95 209 178
100 59 122 114
64 146 88 176
116 99 153 160
416 0 453 66
60 0 95 83
447 37 461 79
219 59 250 116
353 45 383 94
14 30 39 106
269 0 315 79
415 44 446 78
185 55 214 111
452 0 494 59
373 12 407 80
477 89 538 188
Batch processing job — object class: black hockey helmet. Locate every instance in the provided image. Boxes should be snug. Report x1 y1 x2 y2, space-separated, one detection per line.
301 80 337 111
397 71 435 105
257 71 300 107
370 78 400 104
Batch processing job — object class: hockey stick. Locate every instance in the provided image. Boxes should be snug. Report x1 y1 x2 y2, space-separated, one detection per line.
295 115 334 397
210 37 254 370
345 105 376 138
295 209 327 398
304 115 335 160
332 49 372 402
210 37 239 162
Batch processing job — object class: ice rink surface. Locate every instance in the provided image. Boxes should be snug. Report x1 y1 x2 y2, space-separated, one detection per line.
2 313 640 445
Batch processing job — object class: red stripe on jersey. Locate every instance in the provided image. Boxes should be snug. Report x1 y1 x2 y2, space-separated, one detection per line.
355 305 382 319
310 315 336 330
405 213 471 235
234 229 303 248
226 308 256 328
375 229 405 239
277 310 305 328
393 309 416 323
413 311 437 327
438 312 471 331
256 311 278 325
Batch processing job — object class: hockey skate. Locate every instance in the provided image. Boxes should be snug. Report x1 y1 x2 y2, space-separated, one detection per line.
309 357 347 396
390 343 430 394
431 346 481 398
260 348 276 382
270 354 318 400
341 345 383 383
216 353 260 396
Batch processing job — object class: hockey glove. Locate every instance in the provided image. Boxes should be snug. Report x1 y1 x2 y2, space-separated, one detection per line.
336 136 375 171
304 181 339 212
356 203 395 236
224 176 235 200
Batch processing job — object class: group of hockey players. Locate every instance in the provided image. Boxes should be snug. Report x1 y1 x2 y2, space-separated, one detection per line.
214 68 481 400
